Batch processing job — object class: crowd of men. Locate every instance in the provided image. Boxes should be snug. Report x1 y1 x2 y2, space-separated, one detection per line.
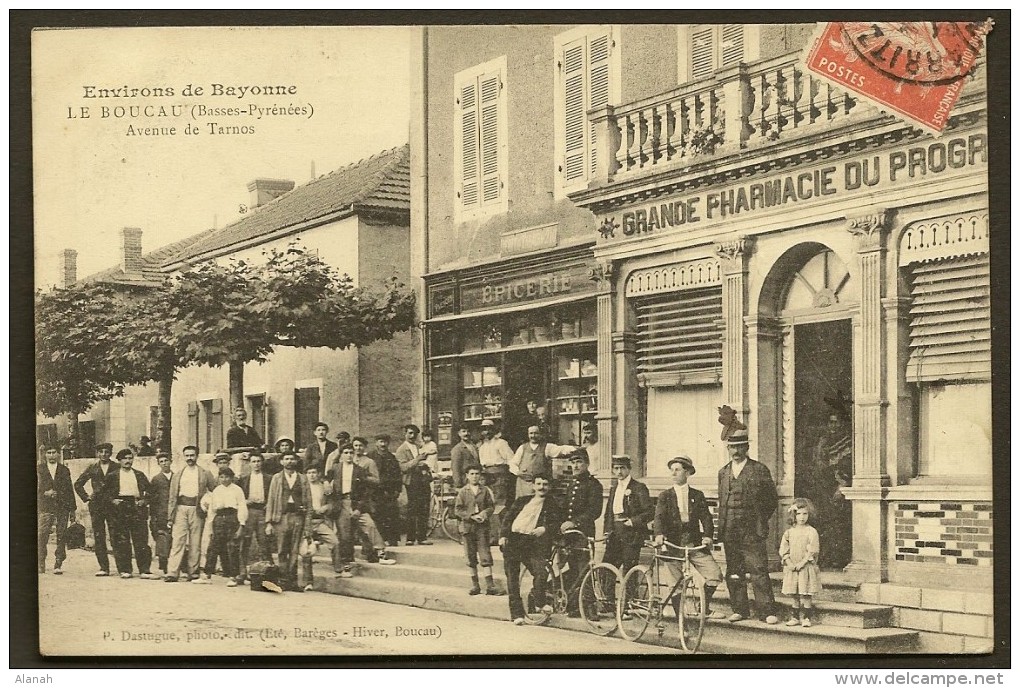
40 407 782 627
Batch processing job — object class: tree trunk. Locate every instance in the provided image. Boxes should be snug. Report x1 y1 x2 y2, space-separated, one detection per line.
228 360 244 414
66 412 80 459
156 371 174 454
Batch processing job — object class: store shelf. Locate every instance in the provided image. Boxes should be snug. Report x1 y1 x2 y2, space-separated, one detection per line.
558 411 597 417
463 415 503 421
462 384 502 390
557 374 598 382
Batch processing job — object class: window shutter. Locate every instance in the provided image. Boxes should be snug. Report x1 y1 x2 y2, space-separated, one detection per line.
690 26 716 80
478 72 502 204
78 420 96 454
211 399 224 453
561 37 586 184
720 24 745 68
459 80 479 209
906 255 990 382
294 387 321 450
587 31 612 177
635 287 723 376
187 401 199 446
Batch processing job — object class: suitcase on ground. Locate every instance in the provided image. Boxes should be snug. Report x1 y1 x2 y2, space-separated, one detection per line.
248 561 282 592
65 521 86 550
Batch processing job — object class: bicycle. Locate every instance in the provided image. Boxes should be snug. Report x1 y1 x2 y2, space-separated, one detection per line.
426 475 462 544
517 529 621 635
618 540 709 653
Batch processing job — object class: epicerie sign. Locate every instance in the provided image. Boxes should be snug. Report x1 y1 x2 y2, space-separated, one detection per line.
606 133 986 239
460 262 597 312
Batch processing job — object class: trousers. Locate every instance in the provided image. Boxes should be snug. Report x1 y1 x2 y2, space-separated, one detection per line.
242 508 274 569
503 533 550 620
723 529 776 620
206 510 242 579
274 512 307 586
109 500 152 575
38 509 69 571
167 504 204 578
87 503 112 573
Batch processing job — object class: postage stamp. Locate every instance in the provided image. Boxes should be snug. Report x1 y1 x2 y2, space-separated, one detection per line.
804 21 993 134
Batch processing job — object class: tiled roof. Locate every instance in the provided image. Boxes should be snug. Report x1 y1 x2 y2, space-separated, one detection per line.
168 144 410 265
82 228 219 287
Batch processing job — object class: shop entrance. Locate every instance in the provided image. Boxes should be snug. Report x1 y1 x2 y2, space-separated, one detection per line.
793 319 854 570
503 350 549 448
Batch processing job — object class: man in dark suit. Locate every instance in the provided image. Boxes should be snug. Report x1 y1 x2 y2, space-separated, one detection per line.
450 426 481 488
558 448 604 616
603 455 653 577
226 406 263 451
499 473 562 625
147 452 174 575
717 429 779 625
100 449 155 579
304 422 338 476
73 442 116 576
38 445 76 574
239 452 274 573
653 456 725 620
331 444 395 575
368 434 403 547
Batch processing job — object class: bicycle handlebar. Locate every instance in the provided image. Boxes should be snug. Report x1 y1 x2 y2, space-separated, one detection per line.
643 540 710 553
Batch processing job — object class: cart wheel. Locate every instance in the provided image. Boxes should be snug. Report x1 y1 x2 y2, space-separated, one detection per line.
618 566 654 641
579 563 620 636
677 577 706 654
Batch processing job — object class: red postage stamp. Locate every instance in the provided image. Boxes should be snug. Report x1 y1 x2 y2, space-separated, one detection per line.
804 21 993 134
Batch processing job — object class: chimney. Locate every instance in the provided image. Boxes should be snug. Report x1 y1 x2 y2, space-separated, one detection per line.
121 227 143 274
246 178 295 208
60 249 77 288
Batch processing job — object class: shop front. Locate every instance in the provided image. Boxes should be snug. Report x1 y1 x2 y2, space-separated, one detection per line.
423 245 602 466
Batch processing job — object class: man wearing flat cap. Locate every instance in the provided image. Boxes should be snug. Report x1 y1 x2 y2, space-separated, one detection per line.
603 455 653 577
73 442 117 576
717 429 779 625
654 456 725 620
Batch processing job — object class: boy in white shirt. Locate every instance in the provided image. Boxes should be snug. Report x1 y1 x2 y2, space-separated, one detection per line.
200 467 248 587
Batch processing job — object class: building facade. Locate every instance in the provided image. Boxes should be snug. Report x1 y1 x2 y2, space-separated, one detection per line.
46 145 418 460
414 23 992 642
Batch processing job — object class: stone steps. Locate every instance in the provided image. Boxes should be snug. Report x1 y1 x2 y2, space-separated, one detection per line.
309 541 918 653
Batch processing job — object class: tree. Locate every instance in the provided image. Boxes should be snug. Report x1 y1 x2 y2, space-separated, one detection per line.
166 244 416 432
35 282 142 455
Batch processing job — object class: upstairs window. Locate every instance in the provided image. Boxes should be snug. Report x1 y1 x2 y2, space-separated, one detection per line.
454 56 508 221
679 24 759 82
554 26 620 197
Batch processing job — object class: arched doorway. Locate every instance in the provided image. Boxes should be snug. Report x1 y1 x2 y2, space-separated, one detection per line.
759 243 857 570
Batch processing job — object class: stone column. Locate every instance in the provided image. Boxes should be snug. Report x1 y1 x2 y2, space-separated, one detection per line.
589 259 616 477
843 208 893 582
715 236 755 426
611 330 640 475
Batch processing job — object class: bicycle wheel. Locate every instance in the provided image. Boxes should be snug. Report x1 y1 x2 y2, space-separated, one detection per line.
520 563 553 625
677 576 706 654
618 565 655 641
579 563 620 636
440 504 463 544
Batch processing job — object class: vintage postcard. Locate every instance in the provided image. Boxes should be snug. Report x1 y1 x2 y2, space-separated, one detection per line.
28 16 1003 663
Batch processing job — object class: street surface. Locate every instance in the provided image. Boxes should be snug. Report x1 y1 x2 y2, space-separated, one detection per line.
39 549 674 656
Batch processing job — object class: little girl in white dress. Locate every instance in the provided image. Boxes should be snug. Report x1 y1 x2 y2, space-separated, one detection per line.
779 498 822 627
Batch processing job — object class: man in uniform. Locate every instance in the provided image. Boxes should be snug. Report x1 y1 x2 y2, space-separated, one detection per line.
653 456 725 620
73 442 116 576
716 429 779 625
558 448 604 616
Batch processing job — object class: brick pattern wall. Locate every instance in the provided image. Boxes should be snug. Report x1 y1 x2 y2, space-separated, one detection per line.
894 502 993 566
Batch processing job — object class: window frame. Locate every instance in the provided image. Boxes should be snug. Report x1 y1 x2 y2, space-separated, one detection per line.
553 25 622 199
677 24 760 83
453 55 509 223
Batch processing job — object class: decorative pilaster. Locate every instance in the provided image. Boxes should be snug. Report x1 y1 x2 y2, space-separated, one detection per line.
715 237 755 427
590 259 616 477
843 209 893 583
611 330 639 476
846 209 892 485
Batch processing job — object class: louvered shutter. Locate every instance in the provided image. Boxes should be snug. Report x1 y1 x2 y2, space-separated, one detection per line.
459 80 479 209
635 287 723 376
561 37 586 184
588 31 612 177
479 72 501 204
187 401 200 447
906 255 990 382
689 26 716 80
210 398 224 453
720 24 745 68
